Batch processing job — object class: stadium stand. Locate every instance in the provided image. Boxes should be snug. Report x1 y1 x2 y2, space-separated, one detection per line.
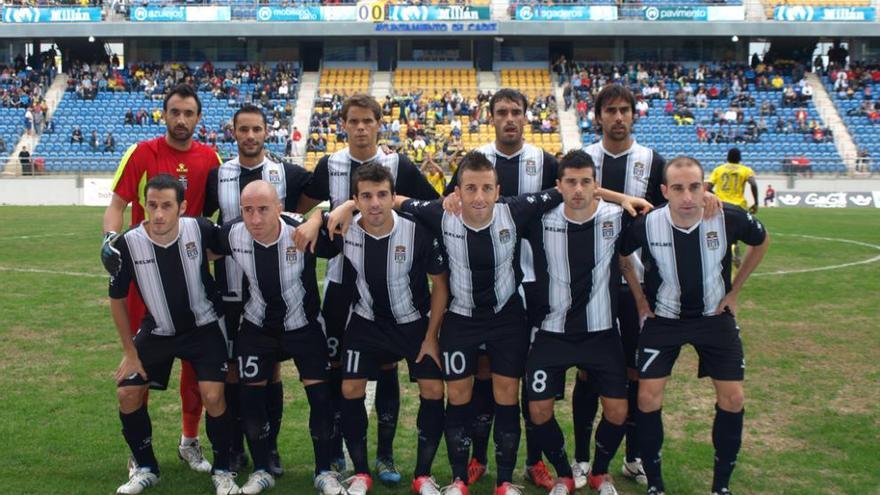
824 64 880 173
36 61 300 173
572 63 845 174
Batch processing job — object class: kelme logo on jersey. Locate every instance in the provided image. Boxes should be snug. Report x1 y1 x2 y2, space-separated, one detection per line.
525 159 537 176
602 221 615 239
185 242 198 259
394 245 407 263
499 229 511 243
285 246 297 264
268 169 281 184
706 231 720 250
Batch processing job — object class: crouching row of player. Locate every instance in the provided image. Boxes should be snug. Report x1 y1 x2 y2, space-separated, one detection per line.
108 149 768 495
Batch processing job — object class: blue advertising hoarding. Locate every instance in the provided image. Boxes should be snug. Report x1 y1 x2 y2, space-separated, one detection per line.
515 5 617 21
255 5 357 21
2 7 102 23
774 6 876 21
130 5 231 22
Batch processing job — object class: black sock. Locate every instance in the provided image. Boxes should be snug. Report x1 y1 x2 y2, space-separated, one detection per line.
414 396 445 478
493 404 521 486
469 377 494 464
225 382 245 454
240 385 271 472
206 407 232 473
572 374 600 463
375 367 400 461
532 416 572 478
592 416 626 475
445 401 472 483
266 380 283 453
120 405 159 475
521 384 542 466
328 368 344 460
342 396 370 474
638 408 664 491
625 380 640 462
712 404 744 493
305 382 334 475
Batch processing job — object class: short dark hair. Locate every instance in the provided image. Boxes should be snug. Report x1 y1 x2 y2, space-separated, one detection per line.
489 88 529 116
233 104 267 128
144 173 185 204
351 162 395 196
456 151 498 184
727 147 742 164
341 93 382 122
594 83 636 118
662 156 704 184
557 149 596 179
163 84 202 115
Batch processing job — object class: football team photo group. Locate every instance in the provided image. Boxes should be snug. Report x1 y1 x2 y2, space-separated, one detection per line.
98 83 770 495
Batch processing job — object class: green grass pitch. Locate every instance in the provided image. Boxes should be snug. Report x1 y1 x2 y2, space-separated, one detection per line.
0 206 878 494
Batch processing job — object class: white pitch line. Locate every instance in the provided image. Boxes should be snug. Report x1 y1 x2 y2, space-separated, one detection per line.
0 266 106 278
753 233 880 277
0 232 78 240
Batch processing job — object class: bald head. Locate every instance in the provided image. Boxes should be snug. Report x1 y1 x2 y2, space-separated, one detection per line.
240 180 282 243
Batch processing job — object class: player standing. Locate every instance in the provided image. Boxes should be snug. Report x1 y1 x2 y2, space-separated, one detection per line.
705 148 759 268
621 157 769 495
109 175 239 495
103 84 222 474
203 103 313 476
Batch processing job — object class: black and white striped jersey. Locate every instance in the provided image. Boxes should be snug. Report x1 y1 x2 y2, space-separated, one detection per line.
621 204 767 319
401 190 562 318
109 217 222 336
204 156 311 301
215 215 335 332
304 148 439 284
331 211 447 325
446 143 559 283
527 201 629 334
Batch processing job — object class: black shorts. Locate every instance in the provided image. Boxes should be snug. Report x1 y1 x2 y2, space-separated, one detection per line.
439 297 529 381
341 313 442 381
637 313 744 381
235 319 331 384
321 280 355 363
119 321 230 389
525 330 628 401
617 286 642 370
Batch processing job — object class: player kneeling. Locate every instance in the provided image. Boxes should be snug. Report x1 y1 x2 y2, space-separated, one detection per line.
109 174 240 495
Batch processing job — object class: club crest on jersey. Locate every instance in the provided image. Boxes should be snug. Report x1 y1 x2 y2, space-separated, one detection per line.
177 163 189 190
268 169 281 184
525 159 537 176
633 161 646 178
706 231 720 250
394 245 406 263
602 221 615 239
285 246 297 264
185 242 198 259
499 228 511 243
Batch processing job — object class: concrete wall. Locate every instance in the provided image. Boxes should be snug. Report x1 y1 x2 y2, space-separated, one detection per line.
1 175 880 206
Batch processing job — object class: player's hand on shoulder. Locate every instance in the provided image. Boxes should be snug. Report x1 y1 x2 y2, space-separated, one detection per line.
327 202 356 239
621 195 653 217
294 214 322 253
101 231 122 276
703 191 723 219
115 353 147 384
442 191 462 216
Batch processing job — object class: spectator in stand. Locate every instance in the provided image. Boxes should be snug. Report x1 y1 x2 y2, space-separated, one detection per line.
306 132 326 152
89 130 100 151
125 109 135 125
771 74 785 90
18 145 32 176
71 126 84 144
0 136 6 155
104 132 117 153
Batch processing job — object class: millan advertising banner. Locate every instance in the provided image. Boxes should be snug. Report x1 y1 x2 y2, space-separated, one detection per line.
515 5 618 21
642 5 744 21
129 5 231 22
2 7 102 23
774 6 876 21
